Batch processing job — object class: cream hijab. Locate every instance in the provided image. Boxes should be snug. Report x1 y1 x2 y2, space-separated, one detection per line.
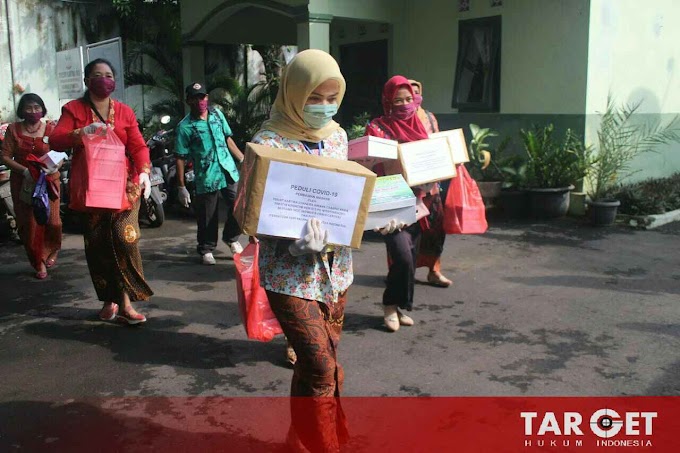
261 49 346 142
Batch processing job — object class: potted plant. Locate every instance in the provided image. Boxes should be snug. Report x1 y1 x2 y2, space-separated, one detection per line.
346 112 371 141
468 124 509 206
586 96 680 226
498 155 529 218
521 124 589 218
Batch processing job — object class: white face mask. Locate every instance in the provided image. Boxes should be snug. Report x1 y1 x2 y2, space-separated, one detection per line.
303 104 338 129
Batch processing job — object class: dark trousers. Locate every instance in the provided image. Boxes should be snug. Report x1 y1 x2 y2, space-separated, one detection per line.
383 223 421 311
194 183 240 255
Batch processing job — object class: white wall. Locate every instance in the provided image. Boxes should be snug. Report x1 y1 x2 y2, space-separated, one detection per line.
394 0 590 115
585 0 680 181
0 0 119 122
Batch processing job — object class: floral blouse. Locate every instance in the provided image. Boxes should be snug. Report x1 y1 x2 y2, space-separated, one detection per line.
251 128 353 304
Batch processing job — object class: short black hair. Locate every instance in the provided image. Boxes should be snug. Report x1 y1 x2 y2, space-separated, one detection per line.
84 58 116 78
16 93 47 119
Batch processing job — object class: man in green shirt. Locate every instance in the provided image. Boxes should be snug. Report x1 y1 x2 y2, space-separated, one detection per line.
175 82 245 265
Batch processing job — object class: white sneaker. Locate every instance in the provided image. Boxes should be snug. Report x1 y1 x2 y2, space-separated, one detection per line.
202 252 216 265
228 241 243 255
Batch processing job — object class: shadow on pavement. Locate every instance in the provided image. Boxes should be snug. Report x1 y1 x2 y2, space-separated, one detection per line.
22 317 286 370
0 399 286 453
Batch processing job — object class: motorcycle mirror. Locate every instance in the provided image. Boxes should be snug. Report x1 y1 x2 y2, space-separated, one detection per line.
160 115 171 125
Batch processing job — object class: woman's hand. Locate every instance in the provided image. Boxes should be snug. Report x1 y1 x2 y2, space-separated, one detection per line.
80 122 107 136
373 219 408 235
22 168 34 184
289 218 329 256
139 173 151 199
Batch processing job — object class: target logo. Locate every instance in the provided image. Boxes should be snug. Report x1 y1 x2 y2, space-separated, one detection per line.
521 408 657 438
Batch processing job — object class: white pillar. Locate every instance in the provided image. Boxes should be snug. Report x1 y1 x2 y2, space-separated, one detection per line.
297 14 332 52
182 42 205 90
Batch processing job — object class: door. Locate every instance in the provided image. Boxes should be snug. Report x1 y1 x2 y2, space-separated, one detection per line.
339 40 388 128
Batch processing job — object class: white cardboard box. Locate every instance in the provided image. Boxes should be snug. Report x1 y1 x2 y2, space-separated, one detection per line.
429 129 470 164
364 175 417 230
396 136 457 186
348 135 399 161
39 151 68 172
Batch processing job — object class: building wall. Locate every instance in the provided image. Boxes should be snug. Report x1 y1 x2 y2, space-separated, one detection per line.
394 0 590 116
0 0 118 122
585 0 680 182
205 8 297 45
182 0 307 41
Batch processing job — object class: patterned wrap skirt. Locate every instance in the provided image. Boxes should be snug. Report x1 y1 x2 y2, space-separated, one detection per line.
83 200 153 302
266 290 349 453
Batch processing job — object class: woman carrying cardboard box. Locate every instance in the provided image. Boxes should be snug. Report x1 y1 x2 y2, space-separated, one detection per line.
365 75 440 331
409 79 453 288
51 58 153 325
250 49 357 452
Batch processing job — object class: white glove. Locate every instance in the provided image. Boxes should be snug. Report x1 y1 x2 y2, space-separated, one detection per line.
139 173 151 199
373 219 408 236
178 186 191 208
289 218 329 256
22 168 34 183
81 122 107 136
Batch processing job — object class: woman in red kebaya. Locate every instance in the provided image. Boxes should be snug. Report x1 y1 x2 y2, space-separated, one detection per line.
1 93 61 279
51 58 153 325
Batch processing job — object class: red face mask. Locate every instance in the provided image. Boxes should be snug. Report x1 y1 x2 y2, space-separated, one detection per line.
197 99 209 113
390 102 417 120
24 112 43 124
414 94 423 109
88 77 116 98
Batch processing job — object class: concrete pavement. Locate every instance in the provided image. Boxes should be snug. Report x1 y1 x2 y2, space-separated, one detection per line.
1 213 679 402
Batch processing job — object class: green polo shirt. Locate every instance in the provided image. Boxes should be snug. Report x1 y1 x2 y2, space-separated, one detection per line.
175 108 240 194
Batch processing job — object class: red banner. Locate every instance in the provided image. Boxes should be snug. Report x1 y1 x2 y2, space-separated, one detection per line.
2 397 678 452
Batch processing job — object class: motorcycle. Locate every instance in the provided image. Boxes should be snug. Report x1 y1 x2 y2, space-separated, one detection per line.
145 116 195 214
0 123 19 242
0 164 19 242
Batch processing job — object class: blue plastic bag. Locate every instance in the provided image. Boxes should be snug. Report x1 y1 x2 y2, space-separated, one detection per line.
32 172 50 226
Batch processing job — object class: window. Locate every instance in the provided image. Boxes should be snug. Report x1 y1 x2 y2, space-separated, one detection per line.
452 16 501 112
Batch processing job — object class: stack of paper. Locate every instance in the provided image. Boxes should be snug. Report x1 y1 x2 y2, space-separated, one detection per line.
365 175 417 231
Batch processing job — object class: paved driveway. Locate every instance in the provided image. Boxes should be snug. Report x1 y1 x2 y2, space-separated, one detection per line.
1 214 678 401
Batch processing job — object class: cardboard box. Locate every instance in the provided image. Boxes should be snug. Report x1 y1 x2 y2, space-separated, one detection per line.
364 175 416 231
348 135 399 161
39 151 68 172
235 143 377 249
429 129 470 164
396 136 457 186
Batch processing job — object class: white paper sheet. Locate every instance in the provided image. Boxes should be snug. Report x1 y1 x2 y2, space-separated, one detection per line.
399 137 456 185
258 161 367 246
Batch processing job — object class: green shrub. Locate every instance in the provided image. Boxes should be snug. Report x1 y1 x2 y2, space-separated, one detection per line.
521 124 590 189
605 173 680 215
346 112 371 141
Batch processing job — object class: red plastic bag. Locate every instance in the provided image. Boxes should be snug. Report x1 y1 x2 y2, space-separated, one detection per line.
234 242 283 342
442 164 488 234
69 128 128 212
